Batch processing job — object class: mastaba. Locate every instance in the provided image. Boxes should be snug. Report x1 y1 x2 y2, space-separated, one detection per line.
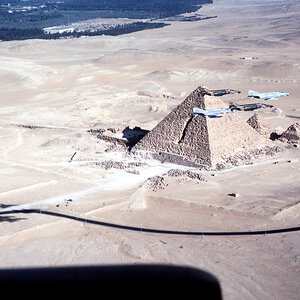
132 86 273 168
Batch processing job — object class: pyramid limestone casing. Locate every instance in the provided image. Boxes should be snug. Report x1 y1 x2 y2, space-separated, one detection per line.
132 86 269 167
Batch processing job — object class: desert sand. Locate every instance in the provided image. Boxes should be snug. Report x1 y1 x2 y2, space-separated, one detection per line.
0 0 299 297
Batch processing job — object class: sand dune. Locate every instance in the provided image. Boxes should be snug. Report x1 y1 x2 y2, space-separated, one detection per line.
0 0 299 298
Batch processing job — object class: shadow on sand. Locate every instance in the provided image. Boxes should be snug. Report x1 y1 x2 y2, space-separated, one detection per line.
0 208 299 236
0 204 25 223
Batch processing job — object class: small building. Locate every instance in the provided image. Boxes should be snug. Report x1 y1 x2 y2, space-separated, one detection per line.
43 27 75 35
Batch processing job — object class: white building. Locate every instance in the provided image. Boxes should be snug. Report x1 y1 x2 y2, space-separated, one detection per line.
43 27 75 35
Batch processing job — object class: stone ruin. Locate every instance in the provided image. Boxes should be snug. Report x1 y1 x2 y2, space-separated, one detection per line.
132 86 279 169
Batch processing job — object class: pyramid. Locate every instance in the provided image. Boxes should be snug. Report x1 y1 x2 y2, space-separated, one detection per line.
132 86 273 168
279 123 300 144
246 113 274 138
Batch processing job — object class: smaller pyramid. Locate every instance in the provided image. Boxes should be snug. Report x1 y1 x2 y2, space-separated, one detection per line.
132 86 275 168
247 113 274 138
279 123 300 145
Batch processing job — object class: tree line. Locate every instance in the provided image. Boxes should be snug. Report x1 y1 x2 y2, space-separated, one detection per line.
0 22 169 41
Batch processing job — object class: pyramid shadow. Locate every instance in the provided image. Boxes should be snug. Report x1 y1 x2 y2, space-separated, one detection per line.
122 126 149 149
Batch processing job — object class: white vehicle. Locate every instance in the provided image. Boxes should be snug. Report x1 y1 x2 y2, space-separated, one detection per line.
248 90 290 101
193 107 233 118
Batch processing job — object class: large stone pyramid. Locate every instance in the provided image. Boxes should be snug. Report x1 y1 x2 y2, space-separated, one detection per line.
132 86 274 168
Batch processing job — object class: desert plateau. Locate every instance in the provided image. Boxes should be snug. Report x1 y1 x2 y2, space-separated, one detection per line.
0 0 299 298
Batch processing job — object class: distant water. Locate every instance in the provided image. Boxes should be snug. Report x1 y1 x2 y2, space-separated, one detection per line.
0 0 213 41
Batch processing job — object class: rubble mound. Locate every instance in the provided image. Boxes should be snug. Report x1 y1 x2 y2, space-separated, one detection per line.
279 123 300 144
164 169 205 181
145 176 167 191
132 86 277 169
246 113 275 138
